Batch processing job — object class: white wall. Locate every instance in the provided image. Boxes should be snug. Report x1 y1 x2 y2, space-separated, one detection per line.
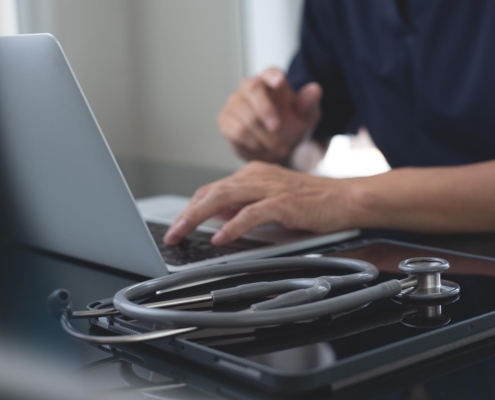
16 0 245 170
17 0 137 158
15 0 304 172
0 0 19 36
129 0 243 170
241 0 304 76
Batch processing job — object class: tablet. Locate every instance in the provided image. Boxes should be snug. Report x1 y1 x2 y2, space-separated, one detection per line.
90 333 495 399
90 239 495 393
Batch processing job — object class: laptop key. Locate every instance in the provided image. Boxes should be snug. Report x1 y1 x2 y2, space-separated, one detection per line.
146 221 272 266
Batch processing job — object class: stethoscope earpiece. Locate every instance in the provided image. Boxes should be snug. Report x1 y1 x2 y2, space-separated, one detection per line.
47 288 72 317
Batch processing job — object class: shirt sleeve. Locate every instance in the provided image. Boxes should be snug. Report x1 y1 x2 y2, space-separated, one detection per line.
287 0 355 142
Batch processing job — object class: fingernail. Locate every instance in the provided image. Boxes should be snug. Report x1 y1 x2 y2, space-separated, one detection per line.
212 230 226 245
265 117 279 132
267 71 283 87
165 219 187 241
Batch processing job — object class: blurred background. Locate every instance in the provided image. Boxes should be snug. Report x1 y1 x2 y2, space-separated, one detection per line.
0 0 390 198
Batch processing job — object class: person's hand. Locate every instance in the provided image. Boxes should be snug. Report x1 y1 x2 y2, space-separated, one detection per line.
217 68 323 163
164 161 358 246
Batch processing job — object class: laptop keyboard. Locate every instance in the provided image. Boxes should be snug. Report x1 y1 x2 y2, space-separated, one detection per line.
146 222 273 266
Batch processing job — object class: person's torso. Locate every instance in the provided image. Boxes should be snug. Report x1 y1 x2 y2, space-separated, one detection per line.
325 0 495 167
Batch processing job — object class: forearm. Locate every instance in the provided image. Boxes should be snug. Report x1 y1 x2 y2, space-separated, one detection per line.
350 160 495 233
166 159 495 246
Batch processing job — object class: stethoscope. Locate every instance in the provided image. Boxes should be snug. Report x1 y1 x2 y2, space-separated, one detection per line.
47 256 460 344
76 293 459 399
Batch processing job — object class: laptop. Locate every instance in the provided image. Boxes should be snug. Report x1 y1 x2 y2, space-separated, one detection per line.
0 34 358 277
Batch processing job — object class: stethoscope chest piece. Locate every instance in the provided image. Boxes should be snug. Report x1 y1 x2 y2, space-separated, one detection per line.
395 257 460 301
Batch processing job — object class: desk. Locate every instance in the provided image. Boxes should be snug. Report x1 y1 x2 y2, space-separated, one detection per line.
2 160 495 399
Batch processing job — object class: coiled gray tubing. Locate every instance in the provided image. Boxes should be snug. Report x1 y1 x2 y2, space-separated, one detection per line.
113 257 401 328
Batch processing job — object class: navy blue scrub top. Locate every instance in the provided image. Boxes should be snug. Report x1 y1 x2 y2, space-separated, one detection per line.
287 0 495 168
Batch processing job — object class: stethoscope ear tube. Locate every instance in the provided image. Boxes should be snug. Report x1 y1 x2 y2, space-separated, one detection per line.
114 277 402 328
59 311 197 344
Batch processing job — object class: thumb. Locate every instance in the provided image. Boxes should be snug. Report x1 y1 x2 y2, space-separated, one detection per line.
296 82 322 120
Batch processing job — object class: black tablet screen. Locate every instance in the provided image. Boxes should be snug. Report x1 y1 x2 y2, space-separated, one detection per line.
176 242 495 372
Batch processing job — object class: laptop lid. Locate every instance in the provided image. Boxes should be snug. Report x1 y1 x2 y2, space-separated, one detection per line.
0 34 167 277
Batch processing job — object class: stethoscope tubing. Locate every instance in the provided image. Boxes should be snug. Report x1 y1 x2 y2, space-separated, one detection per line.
55 257 407 343
113 257 388 328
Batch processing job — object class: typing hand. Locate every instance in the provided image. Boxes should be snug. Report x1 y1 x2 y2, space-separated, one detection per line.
217 68 322 163
164 161 357 246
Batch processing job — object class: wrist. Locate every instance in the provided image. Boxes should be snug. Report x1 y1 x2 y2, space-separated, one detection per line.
348 169 414 230
338 175 382 230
